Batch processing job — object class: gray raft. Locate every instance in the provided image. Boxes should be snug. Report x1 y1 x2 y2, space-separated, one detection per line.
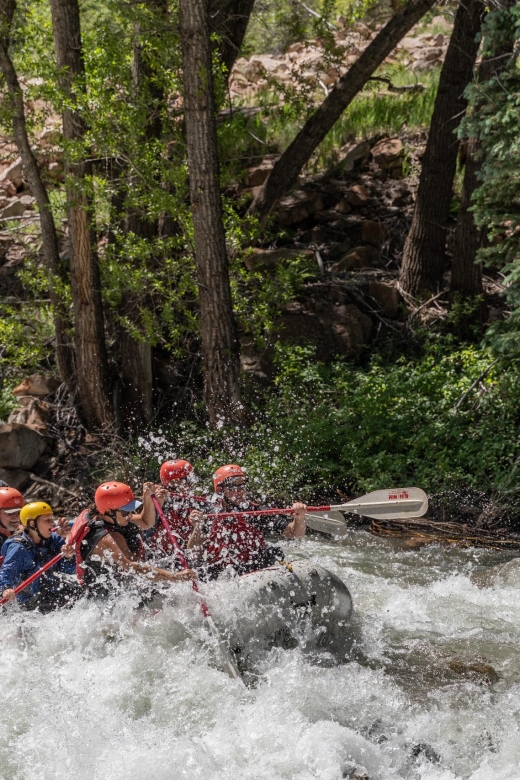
204 559 355 665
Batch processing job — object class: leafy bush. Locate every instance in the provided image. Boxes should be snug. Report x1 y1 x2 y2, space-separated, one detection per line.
127 341 520 506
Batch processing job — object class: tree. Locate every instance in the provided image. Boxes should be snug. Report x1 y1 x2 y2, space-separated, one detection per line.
49 0 113 429
179 0 243 425
210 0 256 75
399 0 485 297
249 0 436 224
0 0 74 387
449 2 516 314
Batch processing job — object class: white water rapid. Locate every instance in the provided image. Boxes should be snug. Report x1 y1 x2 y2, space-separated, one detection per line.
2 530 520 780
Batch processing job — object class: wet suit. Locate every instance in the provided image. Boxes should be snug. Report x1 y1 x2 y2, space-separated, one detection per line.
0 532 79 612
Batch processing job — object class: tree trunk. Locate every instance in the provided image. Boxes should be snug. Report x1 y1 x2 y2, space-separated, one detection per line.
449 13 516 308
209 0 256 75
250 0 436 224
0 0 74 387
49 0 113 429
399 0 485 297
179 0 243 426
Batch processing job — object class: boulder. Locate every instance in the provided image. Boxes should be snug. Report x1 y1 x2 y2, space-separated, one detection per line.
243 247 314 271
371 138 404 171
333 245 380 271
0 467 30 491
362 220 386 246
8 399 52 434
13 374 61 399
0 198 26 219
368 281 400 318
330 304 372 355
277 190 324 225
0 423 47 469
243 157 278 188
0 157 23 184
345 184 370 206
334 199 352 214
331 141 371 175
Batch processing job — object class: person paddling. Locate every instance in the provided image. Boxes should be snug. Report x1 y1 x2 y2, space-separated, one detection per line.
72 481 196 598
0 487 25 545
0 502 78 612
189 464 307 579
145 460 212 560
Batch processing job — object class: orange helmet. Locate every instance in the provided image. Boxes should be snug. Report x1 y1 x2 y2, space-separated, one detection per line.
95 482 142 514
213 464 247 492
0 486 25 514
160 459 194 486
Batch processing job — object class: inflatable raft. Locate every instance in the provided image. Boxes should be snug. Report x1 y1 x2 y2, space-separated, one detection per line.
204 559 355 665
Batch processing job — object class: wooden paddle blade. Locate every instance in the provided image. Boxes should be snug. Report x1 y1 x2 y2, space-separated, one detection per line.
305 511 348 537
335 487 428 520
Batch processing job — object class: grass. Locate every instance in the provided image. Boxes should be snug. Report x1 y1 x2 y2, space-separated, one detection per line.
245 66 439 172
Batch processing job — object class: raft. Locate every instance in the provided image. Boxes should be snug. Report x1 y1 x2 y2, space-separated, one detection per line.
204 559 355 665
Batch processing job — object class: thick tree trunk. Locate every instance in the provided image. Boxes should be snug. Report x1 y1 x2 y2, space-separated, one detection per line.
179 0 243 426
49 0 113 429
399 0 485 297
209 0 256 74
250 0 436 223
0 0 74 387
449 18 515 308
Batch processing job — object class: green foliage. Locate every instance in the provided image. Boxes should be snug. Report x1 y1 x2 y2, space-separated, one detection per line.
127 341 520 506
461 5 520 357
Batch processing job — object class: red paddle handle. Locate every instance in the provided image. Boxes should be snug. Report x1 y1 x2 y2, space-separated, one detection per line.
0 552 64 605
151 495 209 616
206 505 331 520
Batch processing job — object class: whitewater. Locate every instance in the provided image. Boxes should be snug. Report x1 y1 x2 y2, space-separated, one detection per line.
2 529 520 780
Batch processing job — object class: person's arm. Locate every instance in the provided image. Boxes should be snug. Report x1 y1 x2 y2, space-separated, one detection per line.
92 534 195 583
132 482 167 531
186 510 207 551
51 534 76 574
0 544 33 600
283 502 307 539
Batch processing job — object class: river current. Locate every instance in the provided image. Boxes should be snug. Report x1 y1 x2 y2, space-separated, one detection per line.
2 529 520 780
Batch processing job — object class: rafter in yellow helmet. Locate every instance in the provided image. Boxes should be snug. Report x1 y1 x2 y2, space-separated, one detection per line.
20 502 53 526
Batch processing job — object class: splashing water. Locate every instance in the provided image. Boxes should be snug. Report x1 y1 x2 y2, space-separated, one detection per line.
2 531 520 780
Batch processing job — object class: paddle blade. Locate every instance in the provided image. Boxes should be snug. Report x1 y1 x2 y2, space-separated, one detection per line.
204 614 243 681
338 487 428 520
305 511 348 537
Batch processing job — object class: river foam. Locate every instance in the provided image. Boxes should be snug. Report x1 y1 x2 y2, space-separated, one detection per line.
2 531 520 780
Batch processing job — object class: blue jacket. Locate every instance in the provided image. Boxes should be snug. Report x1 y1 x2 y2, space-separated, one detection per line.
0 532 76 604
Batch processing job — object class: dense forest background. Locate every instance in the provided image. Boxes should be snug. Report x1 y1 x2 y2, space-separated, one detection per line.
0 0 520 516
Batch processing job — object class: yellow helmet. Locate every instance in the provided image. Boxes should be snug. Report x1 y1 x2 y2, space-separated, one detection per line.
20 502 53 527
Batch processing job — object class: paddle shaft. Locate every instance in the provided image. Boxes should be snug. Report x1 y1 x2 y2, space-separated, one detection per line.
208 498 423 520
0 551 63 605
151 496 242 683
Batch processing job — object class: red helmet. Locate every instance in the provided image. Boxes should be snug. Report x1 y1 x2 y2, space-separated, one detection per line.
213 464 246 492
160 459 194 486
0 486 25 513
95 482 142 514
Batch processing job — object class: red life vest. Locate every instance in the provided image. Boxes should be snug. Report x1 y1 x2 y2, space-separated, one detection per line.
148 493 208 554
205 514 267 571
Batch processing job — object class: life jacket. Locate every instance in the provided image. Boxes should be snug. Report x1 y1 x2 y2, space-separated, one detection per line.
147 493 209 555
7 533 65 595
205 513 267 573
69 510 146 584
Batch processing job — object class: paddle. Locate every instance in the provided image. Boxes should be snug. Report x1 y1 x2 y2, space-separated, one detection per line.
0 551 64 606
206 487 428 536
151 495 243 683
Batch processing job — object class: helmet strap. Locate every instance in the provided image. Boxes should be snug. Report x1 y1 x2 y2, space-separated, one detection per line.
28 518 47 543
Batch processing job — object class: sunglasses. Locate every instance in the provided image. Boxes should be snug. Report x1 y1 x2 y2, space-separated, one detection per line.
223 478 248 488
117 509 132 518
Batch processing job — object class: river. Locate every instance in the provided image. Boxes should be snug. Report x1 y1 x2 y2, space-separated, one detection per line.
2 529 520 780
